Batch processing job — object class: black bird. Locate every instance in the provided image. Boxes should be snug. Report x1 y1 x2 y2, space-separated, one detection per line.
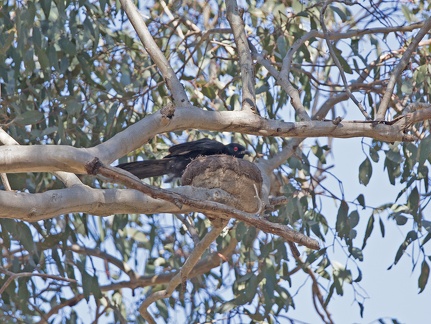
117 138 249 181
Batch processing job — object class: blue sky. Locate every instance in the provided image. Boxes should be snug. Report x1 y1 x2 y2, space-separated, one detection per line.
288 136 431 323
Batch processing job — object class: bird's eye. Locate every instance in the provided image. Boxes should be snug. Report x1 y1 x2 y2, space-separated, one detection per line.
234 147 238 151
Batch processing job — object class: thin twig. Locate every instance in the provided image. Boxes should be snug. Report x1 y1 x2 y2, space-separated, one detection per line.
376 16 431 120
139 224 226 323
288 245 334 324
0 267 77 296
35 295 85 324
66 244 137 280
250 42 310 121
175 214 200 245
320 1 371 120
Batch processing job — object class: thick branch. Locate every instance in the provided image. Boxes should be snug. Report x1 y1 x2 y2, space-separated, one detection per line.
119 0 190 106
225 0 256 114
0 108 422 175
0 185 237 221
0 128 81 188
376 17 431 120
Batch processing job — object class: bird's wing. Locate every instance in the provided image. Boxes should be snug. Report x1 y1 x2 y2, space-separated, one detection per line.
166 138 224 157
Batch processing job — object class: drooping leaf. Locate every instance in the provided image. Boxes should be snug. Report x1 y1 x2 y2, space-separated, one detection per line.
395 214 408 225
359 157 372 186
350 247 363 261
379 216 385 237
418 136 431 166
336 200 349 238
362 215 374 249
15 110 44 125
393 230 418 265
418 260 430 293
356 194 366 209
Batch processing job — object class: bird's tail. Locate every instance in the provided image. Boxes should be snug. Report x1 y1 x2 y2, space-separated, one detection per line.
116 159 171 179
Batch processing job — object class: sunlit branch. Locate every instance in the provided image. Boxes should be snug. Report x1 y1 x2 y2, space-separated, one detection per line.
250 39 310 121
0 128 81 188
376 17 431 120
225 0 257 114
119 0 190 106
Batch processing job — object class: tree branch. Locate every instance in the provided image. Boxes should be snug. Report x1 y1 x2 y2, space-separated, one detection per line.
250 40 310 121
0 128 81 188
376 17 431 120
315 21 425 41
66 244 137 280
320 1 371 120
139 224 226 323
99 237 238 291
35 295 85 324
87 159 320 250
225 0 257 114
0 108 422 175
0 185 240 221
0 267 77 296
119 0 190 106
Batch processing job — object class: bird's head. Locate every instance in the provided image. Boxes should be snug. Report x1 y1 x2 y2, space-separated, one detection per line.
225 143 249 158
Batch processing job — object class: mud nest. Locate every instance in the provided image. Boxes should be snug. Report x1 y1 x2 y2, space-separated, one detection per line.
181 155 263 213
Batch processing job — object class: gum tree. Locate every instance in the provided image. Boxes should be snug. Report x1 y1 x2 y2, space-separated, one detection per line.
1 0 431 322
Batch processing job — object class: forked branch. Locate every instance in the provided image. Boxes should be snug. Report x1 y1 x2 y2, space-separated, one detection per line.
225 0 257 114
139 224 226 324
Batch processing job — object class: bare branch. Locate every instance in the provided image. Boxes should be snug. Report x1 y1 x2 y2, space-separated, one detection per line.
0 110 422 175
0 185 239 221
35 295 85 324
119 0 190 106
0 173 11 191
100 237 238 291
160 1 185 40
0 267 77 296
175 214 200 245
225 0 257 114
0 128 81 188
139 224 225 323
258 138 303 173
88 159 320 250
251 39 310 121
314 21 426 41
320 1 371 120
376 17 431 120
66 244 137 280
0 128 16 190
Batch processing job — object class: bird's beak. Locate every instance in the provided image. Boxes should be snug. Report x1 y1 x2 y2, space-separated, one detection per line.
243 150 251 156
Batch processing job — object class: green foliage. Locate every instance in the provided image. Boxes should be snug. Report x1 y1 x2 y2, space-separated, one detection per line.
1 0 431 323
